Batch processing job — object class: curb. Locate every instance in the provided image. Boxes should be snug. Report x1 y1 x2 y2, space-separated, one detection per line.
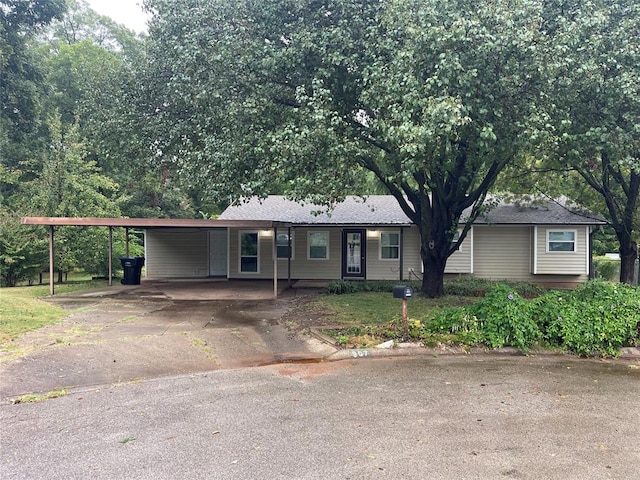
308 328 640 361
324 345 640 362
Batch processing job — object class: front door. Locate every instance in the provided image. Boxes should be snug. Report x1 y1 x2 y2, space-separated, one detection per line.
208 229 228 276
342 229 366 279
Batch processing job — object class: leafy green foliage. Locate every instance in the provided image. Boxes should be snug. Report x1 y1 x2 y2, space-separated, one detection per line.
468 285 540 350
144 0 552 297
531 281 640 357
538 0 640 283
326 280 419 295
593 256 621 281
326 278 547 298
429 281 640 356
428 307 484 345
0 213 48 287
324 280 639 357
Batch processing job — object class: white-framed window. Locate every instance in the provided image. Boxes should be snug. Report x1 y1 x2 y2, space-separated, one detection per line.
380 231 400 260
239 231 259 272
276 232 294 259
547 230 577 253
451 229 462 251
308 231 329 260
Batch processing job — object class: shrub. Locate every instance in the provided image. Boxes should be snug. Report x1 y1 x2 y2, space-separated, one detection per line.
541 281 640 357
469 284 540 350
593 256 620 281
428 307 484 344
326 280 418 294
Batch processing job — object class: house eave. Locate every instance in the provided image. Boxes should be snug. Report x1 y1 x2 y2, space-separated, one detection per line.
21 217 278 229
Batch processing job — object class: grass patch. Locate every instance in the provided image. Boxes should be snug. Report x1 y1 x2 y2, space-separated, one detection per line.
13 388 68 404
317 292 478 326
191 337 218 362
0 279 109 345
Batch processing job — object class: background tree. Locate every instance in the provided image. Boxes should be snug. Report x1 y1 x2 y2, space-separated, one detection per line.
144 0 550 297
27 116 122 280
0 0 66 200
540 0 640 284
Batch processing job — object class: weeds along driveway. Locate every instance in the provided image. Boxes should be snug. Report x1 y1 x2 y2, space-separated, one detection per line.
0 292 334 401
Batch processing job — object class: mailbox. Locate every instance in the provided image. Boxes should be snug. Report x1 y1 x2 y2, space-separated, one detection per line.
393 285 413 299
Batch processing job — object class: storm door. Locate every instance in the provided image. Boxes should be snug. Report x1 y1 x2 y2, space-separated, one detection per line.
342 229 366 279
208 229 228 276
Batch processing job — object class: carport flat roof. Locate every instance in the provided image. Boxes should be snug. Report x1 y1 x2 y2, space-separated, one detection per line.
21 217 277 228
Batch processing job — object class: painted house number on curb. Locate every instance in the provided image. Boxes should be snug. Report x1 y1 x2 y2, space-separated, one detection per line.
350 350 370 358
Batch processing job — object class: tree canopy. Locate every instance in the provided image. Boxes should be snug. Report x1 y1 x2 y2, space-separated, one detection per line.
144 0 552 296
544 0 640 283
2 0 638 289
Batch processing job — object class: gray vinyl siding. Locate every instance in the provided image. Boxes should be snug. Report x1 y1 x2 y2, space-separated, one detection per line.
227 228 272 277
445 228 473 274
402 227 422 280
145 229 208 278
228 227 342 280
534 226 589 275
471 225 589 284
366 228 403 281
472 226 532 281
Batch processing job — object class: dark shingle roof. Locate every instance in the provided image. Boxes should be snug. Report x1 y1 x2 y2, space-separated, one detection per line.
219 196 412 225
219 195 604 226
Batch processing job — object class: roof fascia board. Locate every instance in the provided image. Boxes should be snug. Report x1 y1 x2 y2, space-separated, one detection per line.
21 217 276 229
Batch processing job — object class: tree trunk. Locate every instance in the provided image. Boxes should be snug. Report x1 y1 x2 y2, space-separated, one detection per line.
619 237 638 285
57 269 63 284
420 240 448 298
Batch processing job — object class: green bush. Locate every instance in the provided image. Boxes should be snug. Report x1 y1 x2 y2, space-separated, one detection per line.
327 277 547 298
326 280 419 294
428 307 485 344
537 281 640 357
593 256 620 281
431 280 639 356
469 284 540 350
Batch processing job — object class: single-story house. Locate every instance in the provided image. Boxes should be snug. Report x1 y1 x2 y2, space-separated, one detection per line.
143 195 605 287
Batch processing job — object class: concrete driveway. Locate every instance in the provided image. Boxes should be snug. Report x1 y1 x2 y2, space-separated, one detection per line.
0 281 334 401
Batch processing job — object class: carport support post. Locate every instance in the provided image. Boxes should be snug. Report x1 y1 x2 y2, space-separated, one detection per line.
125 227 130 257
399 227 404 281
108 226 113 287
273 226 278 298
48 226 55 296
287 226 292 288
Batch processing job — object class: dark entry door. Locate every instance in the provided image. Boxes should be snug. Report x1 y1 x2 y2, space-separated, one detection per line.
342 229 366 279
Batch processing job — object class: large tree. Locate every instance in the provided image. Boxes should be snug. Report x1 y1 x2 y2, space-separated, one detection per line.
0 0 66 199
144 0 549 297
543 0 640 284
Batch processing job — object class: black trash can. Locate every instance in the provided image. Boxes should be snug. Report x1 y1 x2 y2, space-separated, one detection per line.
120 257 145 285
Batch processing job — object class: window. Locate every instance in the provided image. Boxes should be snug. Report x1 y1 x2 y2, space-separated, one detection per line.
380 232 399 259
240 231 259 272
547 230 576 252
451 229 462 251
276 232 293 259
308 231 329 259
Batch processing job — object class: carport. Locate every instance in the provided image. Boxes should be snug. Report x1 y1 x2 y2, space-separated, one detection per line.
20 217 292 297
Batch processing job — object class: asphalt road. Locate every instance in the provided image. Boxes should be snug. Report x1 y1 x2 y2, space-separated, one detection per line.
1 355 639 480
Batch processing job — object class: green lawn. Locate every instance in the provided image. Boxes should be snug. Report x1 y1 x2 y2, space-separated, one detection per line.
315 292 478 326
0 280 109 345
